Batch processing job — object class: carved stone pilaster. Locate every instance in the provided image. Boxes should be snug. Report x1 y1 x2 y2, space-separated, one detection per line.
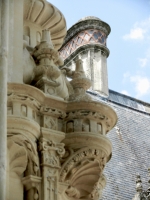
39 129 65 200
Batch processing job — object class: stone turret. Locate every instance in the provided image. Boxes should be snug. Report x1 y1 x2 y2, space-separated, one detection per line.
59 16 110 97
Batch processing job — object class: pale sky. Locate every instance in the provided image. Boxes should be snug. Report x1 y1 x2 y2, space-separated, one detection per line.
48 0 150 103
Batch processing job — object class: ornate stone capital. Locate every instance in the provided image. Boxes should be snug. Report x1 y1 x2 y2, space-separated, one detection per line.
39 137 65 168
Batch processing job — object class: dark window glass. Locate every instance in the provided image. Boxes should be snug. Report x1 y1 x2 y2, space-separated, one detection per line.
98 38 102 43
93 32 99 40
97 32 102 37
101 36 105 44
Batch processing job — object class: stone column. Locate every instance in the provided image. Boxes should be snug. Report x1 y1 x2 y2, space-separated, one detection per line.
0 0 9 199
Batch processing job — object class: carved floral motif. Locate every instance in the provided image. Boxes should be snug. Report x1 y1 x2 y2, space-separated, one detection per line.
40 106 66 118
66 110 105 120
43 116 57 130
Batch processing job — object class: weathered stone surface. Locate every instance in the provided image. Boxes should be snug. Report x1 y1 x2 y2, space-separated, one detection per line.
1 0 139 200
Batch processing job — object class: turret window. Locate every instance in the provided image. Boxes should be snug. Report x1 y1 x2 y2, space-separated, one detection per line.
59 29 106 59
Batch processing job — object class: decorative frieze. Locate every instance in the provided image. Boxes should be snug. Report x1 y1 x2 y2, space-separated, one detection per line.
40 106 66 118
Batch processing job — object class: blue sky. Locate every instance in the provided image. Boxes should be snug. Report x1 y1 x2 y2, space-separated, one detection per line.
48 0 150 103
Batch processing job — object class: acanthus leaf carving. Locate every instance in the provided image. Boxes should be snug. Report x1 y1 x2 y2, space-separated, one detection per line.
7 138 28 177
89 174 106 200
8 134 40 176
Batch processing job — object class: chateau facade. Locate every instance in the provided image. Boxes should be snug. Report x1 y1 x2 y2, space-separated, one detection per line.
0 1 150 200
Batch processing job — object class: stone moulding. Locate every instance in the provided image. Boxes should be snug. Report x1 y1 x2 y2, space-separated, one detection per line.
7 83 117 131
61 43 110 67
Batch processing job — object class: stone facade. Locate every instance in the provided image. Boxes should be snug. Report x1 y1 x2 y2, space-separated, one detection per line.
1 1 150 200
0 1 118 200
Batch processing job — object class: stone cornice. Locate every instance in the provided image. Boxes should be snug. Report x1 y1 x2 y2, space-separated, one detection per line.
62 43 110 65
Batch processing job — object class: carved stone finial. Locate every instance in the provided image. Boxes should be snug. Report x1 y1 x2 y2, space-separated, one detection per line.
69 59 92 102
136 174 143 193
32 29 64 96
132 174 145 200
146 168 150 198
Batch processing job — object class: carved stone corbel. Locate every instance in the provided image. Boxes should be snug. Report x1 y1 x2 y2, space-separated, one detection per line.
60 147 109 200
